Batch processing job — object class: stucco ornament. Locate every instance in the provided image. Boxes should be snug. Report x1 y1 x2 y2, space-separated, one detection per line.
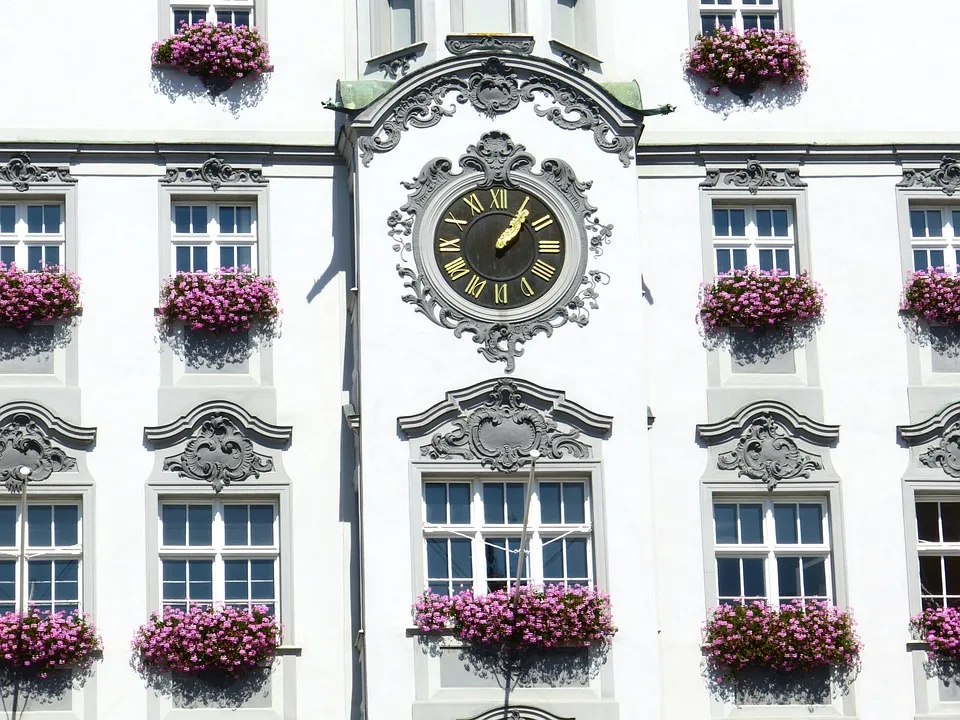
421 380 589 472
389 131 612 372
163 414 273 492
898 156 960 196
0 414 76 491
161 157 268 190
0 153 76 192
700 159 807 195
458 707 573 720
919 421 960 477
445 35 535 56
718 413 822 489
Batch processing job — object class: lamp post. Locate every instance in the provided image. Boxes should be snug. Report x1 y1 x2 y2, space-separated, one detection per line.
510 450 540 612
15 465 32 615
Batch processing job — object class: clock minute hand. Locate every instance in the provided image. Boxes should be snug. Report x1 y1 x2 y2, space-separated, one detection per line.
495 208 530 250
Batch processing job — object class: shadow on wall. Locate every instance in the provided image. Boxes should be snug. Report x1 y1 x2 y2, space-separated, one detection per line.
0 322 73 366
0 666 91 716
150 68 271 117
135 663 274 709
684 73 806 118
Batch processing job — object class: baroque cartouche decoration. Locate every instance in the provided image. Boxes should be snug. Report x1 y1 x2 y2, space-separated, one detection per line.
700 159 807 195
717 414 822 489
445 34 535 57
898 156 960 196
421 379 590 472
161 157 268 190
0 153 77 192
458 707 574 720
918 420 960 478
163 414 273 492
0 413 77 491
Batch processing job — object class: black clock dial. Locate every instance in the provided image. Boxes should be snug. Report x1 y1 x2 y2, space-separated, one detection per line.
432 186 566 310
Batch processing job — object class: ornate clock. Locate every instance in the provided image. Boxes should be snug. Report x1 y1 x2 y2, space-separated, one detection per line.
388 131 612 372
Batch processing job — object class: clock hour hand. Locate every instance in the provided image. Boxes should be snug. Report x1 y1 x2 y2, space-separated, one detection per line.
495 208 530 250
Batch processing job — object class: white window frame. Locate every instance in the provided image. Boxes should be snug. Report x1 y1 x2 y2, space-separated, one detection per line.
450 0 526 34
711 204 797 276
170 200 259 273
160 0 266 36
688 0 793 41
913 496 960 608
157 498 280 613
421 475 594 595
907 205 960 274
0 200 66 271
711 496 832 606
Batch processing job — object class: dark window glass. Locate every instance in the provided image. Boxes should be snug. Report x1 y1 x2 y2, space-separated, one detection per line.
917 502 941 542
224 505 248 545
53 506 78 546
563 483 585 523
716 557 740 597
943 503 960 542
174 206 192 234
716 249 731 275
774 504 798 544
220 246 236 270
28 505 52 546
566 538 588 578
714 504 738 543
798 504 823 544
483 484 504 524
729 209 746 236
733 248 748 269
45 245 60 268
426 538 448 579
540 483 561 524
26 206 43 234
27 246 42 272
505 483 525 524
910 209 927 238
188 505 212 546
920 555 944 596
193 246 208 271
0 207 14 233
249 505 274 545
777 556 800 597
739 504 763 543
237 246 252 268
162 505 187 546
742 558 765 597
448 484 470 524
0 507 15 547
802 557 827 597
713 209 729 236
176 246 191 272
0 247 13 267
425 483 447 524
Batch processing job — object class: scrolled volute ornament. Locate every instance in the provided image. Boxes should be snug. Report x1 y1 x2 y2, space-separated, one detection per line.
919 421 960 477
717 413 822 489
0 413 77 491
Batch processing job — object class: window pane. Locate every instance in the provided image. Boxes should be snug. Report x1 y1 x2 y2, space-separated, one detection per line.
0 562 14 605
193 246 208 271
450 538 472 578
448 484 471 524
543 540 563 580
26 206 43 234
772 210 788 236
54 560 79 607
237 246 252 268
27 246 42 272
774 504 799 544
191 206 208 232
176 246 191 272
485 541 507 579
798 504 824 544
758 249 773 272
563 483 585 524
756 210 772 237
45 245 60 268
0 506 14 547
716 248 731 275
0 247 13 267
427 581 449 596
777 556 800 597
250 559 274 600
236 207 252 233
224 560 248 601
714 504 738 543
28 506 52 547
739 504 763 543
910 210 927 238
759 15 776 31
953 211 960 234
742 558 765 597
189 560 213 602
554 0 576 46
28 561 52 602
732 248 747 269
483 484 504 524
946 556 960 596
463 0 513 32
224 505 248 546
220 246 236 270
939 503 960 543
566 538 588 579
425 483 447 524
43 206 60 233
426 538 449 579
921 556 944 596
233 10 250 26
219 206 236 234
918 502 942 542
163 560 187 601
713 209 729 237
250 505 274 545
932 249 945 269
505 483 525 524
716 557 741 598
173 9 191 28
389 0 416 48
188 505 212 546
729 209 745 236
53 506 78 546
540 483 561 524
0 206 14 233
174 206 192 234
928 210 944 237
162 505 187 546
775 249 791 272
802 557 827 597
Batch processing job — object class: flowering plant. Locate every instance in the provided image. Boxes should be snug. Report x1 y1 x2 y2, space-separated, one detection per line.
412 585 616 649
0 609 102 677
0 264 81 329
703 600 861 674
911 606 960 659
158 269 279 334
684 27 808 98
698 267 824 334
132 605 280 677
152 21 270 89
900 269 960 325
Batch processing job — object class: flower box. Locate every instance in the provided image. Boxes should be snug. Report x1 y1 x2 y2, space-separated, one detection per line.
157 269 280 335
0 264 81 329
684 27 808 101
0 608 102 678
703 600 861 676
152 21 271 93
133 605 281 678
411 585 616 650
911 606 960 660
699 267 824 335
900 270 960 326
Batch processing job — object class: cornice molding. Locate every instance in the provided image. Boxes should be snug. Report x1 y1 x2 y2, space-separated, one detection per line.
0 401 96 447
144 400 292 448
697 400 838 447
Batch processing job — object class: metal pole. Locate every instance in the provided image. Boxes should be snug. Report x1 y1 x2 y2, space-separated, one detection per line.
16 466 31 614
511 450 540 611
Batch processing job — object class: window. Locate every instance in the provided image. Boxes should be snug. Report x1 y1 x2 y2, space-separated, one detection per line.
159 500 279 612
712 205 796 275
422 478 592 596
171 201 257 272
712 499 831 605
451 0 522 33
915 499 960 608
170 0 254 31
908 207 960 272
388 0 416 49
551 0 596 55
697 0 782 35
0 201 65 271
0 503 82 614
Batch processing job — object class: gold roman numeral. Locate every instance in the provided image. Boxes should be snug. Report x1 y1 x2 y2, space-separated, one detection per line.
538 240 561 254
494 283 508 304
465 275 487 298
438 237 460 252
444 212 468 230
520 277 535 297
444 256 470 280
490 188 507 210
532 215 554 232
463 193 484 216
531 260 556 282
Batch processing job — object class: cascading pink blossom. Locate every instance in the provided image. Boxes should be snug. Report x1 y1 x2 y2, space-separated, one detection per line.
0 264 81 329
698 266 824 333
912 606 960 659
900 269 960 325
0 608 102 677
152 21 270 83
158 269 280 334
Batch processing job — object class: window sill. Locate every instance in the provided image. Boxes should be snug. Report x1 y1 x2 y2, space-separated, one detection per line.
548 39 601 73
275 645 302 656
365 42 428 73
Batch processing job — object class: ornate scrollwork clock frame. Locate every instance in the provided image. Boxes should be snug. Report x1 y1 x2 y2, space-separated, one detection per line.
387 131 612 372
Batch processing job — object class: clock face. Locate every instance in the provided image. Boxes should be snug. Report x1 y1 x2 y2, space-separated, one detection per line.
431 185 567 310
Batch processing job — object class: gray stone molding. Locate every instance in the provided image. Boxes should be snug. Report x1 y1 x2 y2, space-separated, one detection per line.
0 153 77 192
445 34 535 56
697 400 838 487
345 52 645 168
898 156 960 196
700 159 807 195
399 377 611 472
389 131 612 372
458 708 574 720
898 401 960 479
160 157 268 190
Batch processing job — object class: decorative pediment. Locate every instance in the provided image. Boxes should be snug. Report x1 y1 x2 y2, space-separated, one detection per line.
700 159 807 195
899 402 960 478
697 401 838 488
0 153 76 192
458 707 574 720
145 401 291 493
399 378 611 472
160 157 268 190
0 402 96 490
898 157 960 196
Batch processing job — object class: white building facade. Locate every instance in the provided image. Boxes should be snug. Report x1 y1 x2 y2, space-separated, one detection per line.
0 1 957 719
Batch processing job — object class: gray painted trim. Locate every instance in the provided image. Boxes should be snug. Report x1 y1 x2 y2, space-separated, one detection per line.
144 399 292 446
367 42 428 79
449 0 527 33
700 159 807 194
686 0 796 42
0 153 77 191
697 399 838 446
0 400 96 446
157 0 269 38
897 156 960 195
160 157 268 189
